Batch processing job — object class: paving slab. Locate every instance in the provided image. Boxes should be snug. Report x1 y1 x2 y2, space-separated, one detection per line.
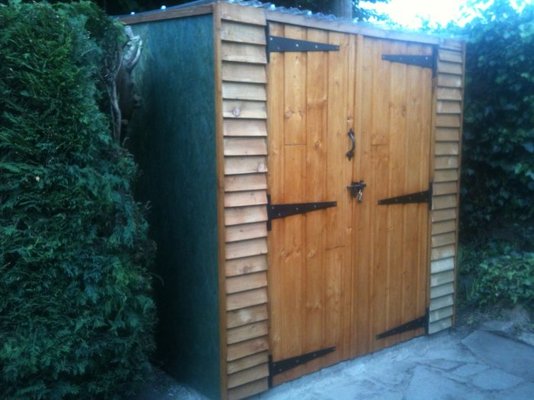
501 383 534 400
452 362 489 378
420 358 461 371
461 330 534 381
405 366 486 400
518 331 534 347
471 368 524 390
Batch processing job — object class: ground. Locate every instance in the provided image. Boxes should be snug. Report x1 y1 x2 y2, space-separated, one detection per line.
133 305 534 400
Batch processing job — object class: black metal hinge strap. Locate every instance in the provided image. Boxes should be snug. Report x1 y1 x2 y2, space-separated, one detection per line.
377 189 431 208
269 347 336 377
268 35 340 54
267 195 337 230
382 54 434 69
376 309 429 340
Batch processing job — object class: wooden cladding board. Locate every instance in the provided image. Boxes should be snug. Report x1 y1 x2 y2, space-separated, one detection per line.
429 42 465 335
218 4 270 399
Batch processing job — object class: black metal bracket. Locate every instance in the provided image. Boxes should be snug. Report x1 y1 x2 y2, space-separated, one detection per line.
269 346 336 383
376 309 429 340
377 185 432 209
382 54 434 69
382 47 438 76
265 23 340 63
267 195 337 230
268 35 340 54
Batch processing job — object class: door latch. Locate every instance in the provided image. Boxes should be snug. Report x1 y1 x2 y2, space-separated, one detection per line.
347 180 366 202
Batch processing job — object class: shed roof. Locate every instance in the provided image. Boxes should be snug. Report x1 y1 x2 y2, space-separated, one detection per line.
119 0 463 46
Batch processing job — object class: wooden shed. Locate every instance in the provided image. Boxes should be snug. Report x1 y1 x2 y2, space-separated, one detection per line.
122 1 465 399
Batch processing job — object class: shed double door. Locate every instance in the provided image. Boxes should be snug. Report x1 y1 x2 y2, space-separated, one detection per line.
267 23 434 385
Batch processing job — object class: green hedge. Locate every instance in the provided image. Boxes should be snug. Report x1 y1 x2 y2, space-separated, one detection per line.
0 2 156 398
452 0 534 311
460 0 534 239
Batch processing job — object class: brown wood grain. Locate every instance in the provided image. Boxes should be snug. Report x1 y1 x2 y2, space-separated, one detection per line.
226 272 268 294
227 364 269 389
221 21 267 45
223 119 267 137
227 378 269 400
222 62 267 84
227 321 269 345
227 304 268 329
225 255 268 277
224 191 267 208
227 351 269 374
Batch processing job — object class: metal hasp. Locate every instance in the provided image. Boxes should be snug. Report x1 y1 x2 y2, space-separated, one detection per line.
376 309 429 340
268 35 340 53
347 180 367 199
269 347 336 381
267 195 337 230
382 54 434 69
377 187 432 209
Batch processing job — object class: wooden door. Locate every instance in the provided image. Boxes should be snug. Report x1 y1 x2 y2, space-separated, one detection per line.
351 38 433 356
267 23 356 385
267 27 434 385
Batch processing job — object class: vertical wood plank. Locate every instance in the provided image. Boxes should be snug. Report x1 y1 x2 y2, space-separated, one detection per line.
353 35 373 356
370 38 391 351
266 22 285 364
303 28 328 354
283 25 307 145
385 40 407 347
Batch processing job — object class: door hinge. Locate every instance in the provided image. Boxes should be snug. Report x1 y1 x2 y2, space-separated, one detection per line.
382 47 437 76
268 35 340 53
266 23 339 62
377 183 433 209
269 346 336 385
267 195 337 230
376 308 429 340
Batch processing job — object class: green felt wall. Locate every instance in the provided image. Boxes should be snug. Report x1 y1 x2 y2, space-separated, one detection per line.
129 15 220 399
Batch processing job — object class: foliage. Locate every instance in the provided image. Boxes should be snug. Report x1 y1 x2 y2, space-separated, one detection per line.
0 1 156 399
460 0 534 239
459 243 534 311
449 0 534 312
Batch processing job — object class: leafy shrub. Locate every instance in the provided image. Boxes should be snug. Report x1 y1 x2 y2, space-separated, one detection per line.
0 2 155 399
460 245 533 310
460 0 534 238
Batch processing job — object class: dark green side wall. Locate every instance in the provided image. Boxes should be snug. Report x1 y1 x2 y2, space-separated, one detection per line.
129 15 220 399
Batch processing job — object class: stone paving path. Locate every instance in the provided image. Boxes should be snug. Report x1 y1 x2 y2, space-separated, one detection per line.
134 320 534 400
254 328 534 400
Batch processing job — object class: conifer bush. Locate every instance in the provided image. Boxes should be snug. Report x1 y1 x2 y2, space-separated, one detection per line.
0 2 156 398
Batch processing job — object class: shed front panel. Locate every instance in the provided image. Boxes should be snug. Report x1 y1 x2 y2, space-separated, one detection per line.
267 24 434 385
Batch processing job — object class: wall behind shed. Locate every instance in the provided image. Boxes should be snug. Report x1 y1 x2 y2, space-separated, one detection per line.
129 15 221 399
